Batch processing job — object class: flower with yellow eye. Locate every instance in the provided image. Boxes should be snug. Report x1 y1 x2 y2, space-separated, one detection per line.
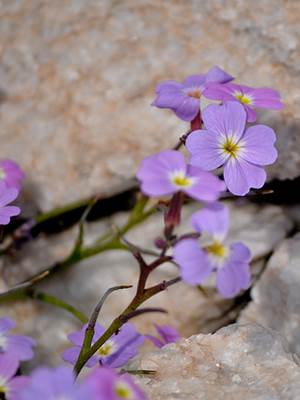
173 203 251 298
186 102 278 196
137 150 225 202
203 82 283 122
152 66 233 121
63 323 144 369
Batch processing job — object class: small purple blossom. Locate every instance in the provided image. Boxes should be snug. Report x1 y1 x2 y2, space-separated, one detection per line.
0 317 36 362
0 160 25 190
0 182 21 225
173 203 251 298
203 82 283 122
19 366 92 400
0 353 29 400
86 367 147 400
145 324 181 348
63 323 144 369
152 66 233 121
186 102 278 196
137 150 225 202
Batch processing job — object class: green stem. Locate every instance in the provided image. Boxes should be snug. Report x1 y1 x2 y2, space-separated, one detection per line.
0 197 156 304
35 197 94 224
29 290 88 323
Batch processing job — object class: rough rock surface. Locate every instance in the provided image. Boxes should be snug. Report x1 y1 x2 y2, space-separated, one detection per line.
0 0 299 211
241 232 300 358
0 202 292 366
133 323 300 400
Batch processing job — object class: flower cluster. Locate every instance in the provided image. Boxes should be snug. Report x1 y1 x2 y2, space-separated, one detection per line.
63 322 144 368
0 66 283 398
0 316 148 400
138 65 283 298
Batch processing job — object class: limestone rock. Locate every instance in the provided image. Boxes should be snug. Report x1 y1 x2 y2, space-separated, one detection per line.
0 0 299 211
134 324 300 400
241 232 300 358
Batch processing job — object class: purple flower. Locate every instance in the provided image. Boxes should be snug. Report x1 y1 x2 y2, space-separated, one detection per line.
19 366 92 400
0 353 29 400
0 160 25 190
173 203 251 298
186 102 277 196
137 150 225 202
145 324 181 348
152 66 233 121
0 317 36 362
63 323 144 369
0 182 21 224
86 367 147 400
203 82 283 122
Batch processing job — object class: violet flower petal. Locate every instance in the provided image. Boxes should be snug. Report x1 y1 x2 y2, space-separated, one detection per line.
202 102 247 143
173 238 213 285
185 167 226 202
186 129 227 171
241 125 277 165
205 66 234 84
191 202 229 238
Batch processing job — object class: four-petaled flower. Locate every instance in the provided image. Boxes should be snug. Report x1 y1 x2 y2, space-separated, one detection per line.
63 323 144 369
0 181 21 225
203 82 284 122
86 367 147 400
19 366 92 400
137 150 226 202
186 102 278 195
0 317 36 363
173 203 251 298
0 353 29 400
152 66 233 121
0 160 25 190
145 324 181 348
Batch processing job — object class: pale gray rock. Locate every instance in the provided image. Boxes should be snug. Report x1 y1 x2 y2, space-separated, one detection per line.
0 202 292 367
241 232 300 358
0 0 299 211
134 324 300 400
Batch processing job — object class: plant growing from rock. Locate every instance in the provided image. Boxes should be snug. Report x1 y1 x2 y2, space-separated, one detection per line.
0 66 283 399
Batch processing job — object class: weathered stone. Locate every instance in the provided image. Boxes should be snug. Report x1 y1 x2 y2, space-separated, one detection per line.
241 232 300 358
0 0 299 211
0 202 292 367
133 324 300 400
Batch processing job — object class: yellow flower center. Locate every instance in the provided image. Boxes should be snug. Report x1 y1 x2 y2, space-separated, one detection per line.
170 171 193 188
187 88 201 99
234 92 252 105
115 382 134 399
206 240 228 258
97 340 115 357
0 168 6 180
0 384 7 396
222 137 240 158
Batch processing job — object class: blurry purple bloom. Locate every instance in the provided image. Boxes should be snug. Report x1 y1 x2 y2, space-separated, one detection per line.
0 353 29 400
63 323 144 369
203 82 283 122
152 66 233 121
186 102 277 196
86 367 147 400
137 150 225 202
0 182 21 225
0 160 25 190
145 324 181 348
0 317 36 362
19 366 91 400
173 203 251 298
